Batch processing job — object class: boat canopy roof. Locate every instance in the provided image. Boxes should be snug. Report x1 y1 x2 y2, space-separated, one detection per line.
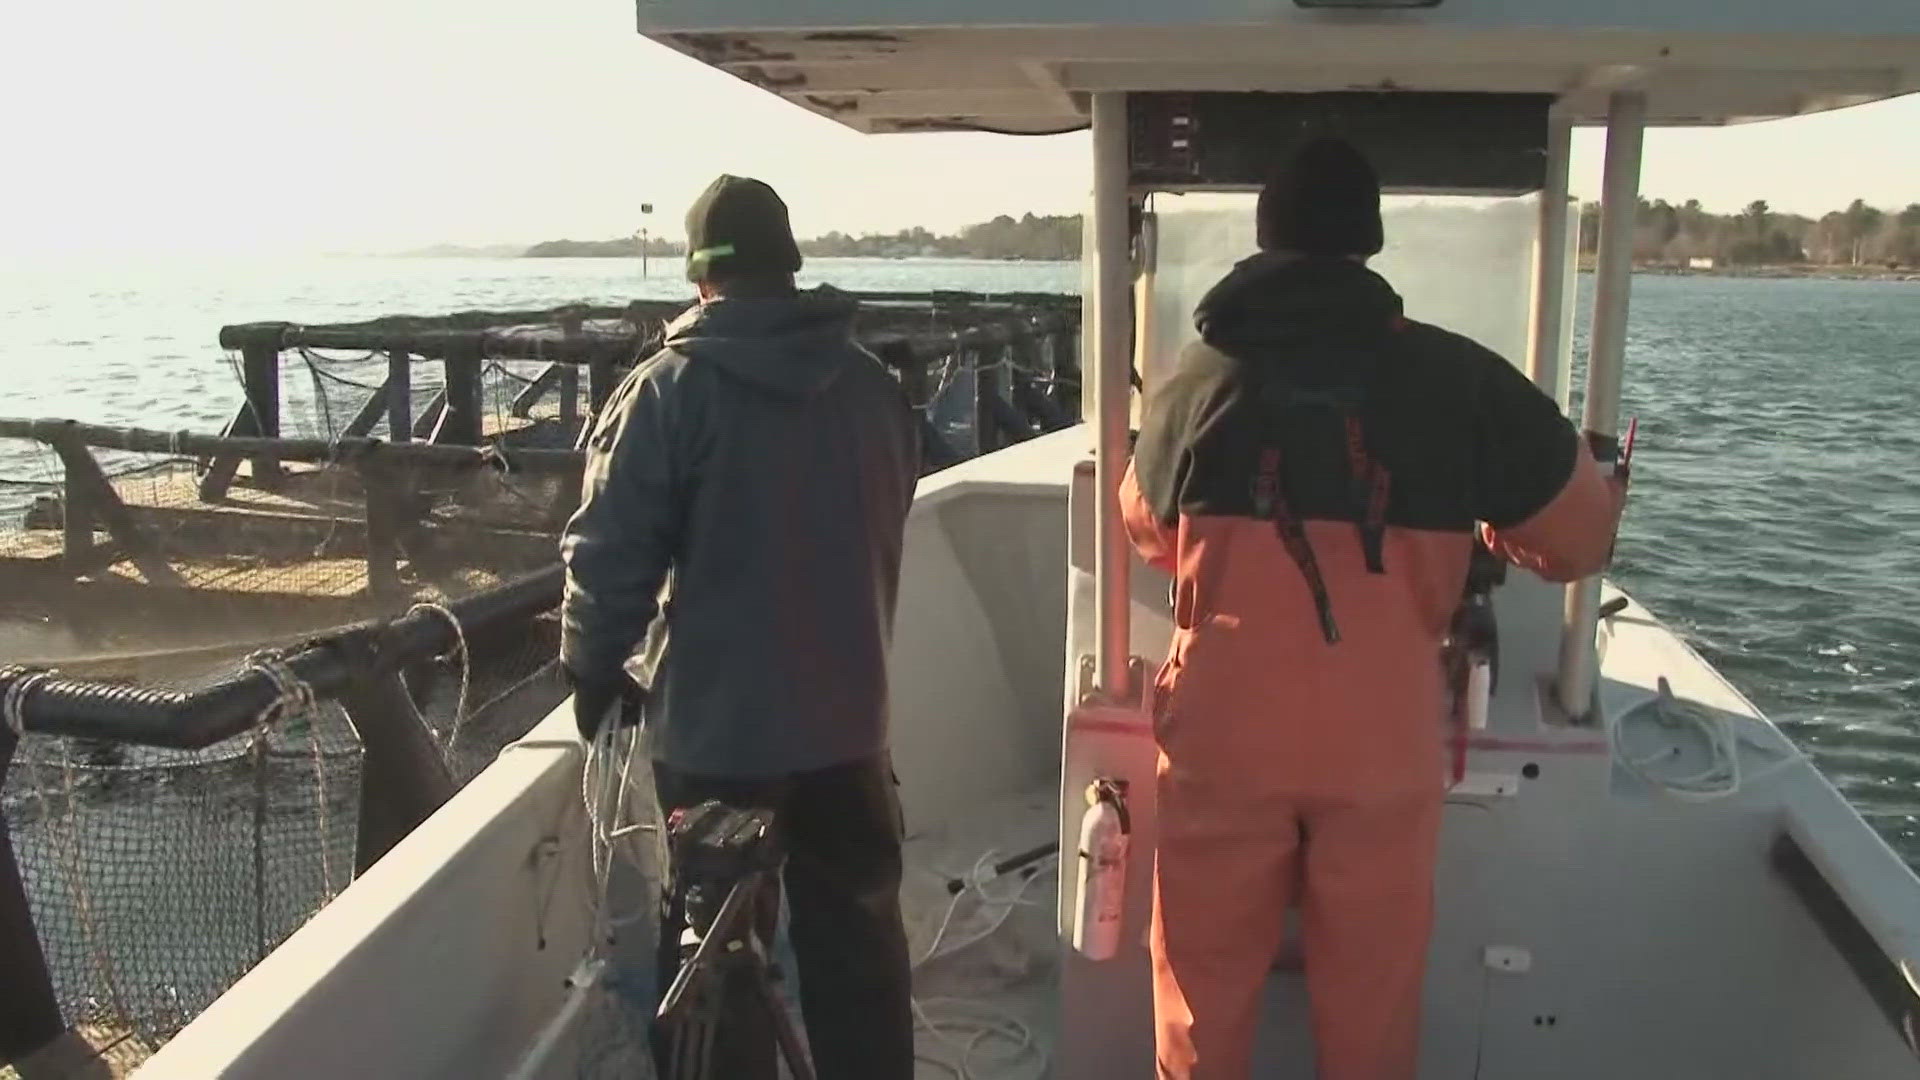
638 1 1919 134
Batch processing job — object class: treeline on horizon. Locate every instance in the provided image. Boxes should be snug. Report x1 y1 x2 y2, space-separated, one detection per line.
1580 197 1920 267
522 200 1920 267
523 212 1082 261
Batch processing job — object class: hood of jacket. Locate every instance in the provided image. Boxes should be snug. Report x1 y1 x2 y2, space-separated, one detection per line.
663 287 862 399
1193 252 1405 383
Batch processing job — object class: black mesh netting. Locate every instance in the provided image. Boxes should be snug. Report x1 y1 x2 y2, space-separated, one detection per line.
3 708 360 1054
0 616 565 1071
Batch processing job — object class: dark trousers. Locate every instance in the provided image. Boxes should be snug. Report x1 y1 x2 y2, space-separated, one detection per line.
652 754 914 1080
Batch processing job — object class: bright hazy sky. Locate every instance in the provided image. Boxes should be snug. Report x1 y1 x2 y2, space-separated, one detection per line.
6 0 1917 256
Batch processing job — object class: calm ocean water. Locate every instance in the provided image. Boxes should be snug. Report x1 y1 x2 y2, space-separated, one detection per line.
4 257 1918 857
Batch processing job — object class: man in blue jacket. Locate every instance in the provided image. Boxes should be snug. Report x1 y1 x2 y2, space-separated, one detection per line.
561 174 921 1079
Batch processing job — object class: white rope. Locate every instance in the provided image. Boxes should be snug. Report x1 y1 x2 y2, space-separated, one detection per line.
911 847 1058 1080
1611 676 1807 802
406 603 471 761
245 653 318 725
504 955 610 1080
482 439 517 476
582 720 654 929
243 651 336 897
3 669 52 740
916 997 1045 1080
509 720 654 1079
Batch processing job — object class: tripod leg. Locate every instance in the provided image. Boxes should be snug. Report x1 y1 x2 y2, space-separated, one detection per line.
696 1001 719 1080
670 1019 689 1080
665 1009 689 1080
750 961 816 1080
660 874 788 1079
661 992 713 1080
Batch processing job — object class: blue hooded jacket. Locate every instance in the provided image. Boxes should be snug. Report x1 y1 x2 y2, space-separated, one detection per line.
561 289 921 775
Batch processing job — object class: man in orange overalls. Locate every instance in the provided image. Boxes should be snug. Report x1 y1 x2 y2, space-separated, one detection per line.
1121 137 1626 1079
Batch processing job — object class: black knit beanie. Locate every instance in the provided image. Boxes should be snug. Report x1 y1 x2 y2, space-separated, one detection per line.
684 174 804 283
1256 137 1384 257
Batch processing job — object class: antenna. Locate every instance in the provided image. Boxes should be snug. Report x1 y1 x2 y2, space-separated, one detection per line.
638 202 655 279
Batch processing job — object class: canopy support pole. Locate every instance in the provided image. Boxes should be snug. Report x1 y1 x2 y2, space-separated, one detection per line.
1090 92 1134 703
1526 112 1574 400
1555 90 1644 722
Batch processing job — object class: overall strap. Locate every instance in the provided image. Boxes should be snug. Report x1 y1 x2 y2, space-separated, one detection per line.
1252 439 1342 645
1343 414 1391 575
1247 327 1401 644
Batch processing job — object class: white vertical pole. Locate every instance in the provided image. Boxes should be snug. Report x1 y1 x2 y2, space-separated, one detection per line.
1091 92 1134 702
1555 90 1645 721
1526 113 1574 396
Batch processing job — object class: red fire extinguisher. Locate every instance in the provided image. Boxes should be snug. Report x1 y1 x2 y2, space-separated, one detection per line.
1072 778 1132 961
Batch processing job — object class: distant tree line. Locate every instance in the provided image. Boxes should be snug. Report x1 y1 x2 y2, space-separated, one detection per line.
525 200 1920 269
1580 197 1920 268
523 236 686 258
523 213 1082 261
806 214 1082 260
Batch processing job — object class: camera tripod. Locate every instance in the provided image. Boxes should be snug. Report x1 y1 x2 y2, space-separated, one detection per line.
654 867 816 1080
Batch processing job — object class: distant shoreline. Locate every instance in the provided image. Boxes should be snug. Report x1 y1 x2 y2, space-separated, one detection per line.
1625 263 1919 283
392 247 1919 282
1573 254 1917 282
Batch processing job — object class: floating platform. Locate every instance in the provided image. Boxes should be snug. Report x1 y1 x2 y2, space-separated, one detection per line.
0 292 1081 671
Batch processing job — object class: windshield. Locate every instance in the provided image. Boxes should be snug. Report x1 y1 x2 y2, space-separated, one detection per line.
1140 192 1554 398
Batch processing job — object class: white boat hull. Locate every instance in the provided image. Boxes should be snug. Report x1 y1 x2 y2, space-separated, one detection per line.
140 427 1920 1079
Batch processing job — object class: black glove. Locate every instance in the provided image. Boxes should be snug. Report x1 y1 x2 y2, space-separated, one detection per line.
1582 427 1615 458
565 666 645 740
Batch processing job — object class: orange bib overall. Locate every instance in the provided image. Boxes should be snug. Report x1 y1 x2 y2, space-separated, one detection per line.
1123 256 1621 1079
1122 450 1618 1079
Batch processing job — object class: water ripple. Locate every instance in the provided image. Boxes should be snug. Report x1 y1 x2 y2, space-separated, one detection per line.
1596 274 1920 861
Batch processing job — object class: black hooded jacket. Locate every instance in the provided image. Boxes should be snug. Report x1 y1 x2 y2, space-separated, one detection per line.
1132 252 1576 543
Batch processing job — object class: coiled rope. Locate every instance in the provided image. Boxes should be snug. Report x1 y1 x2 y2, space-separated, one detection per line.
1610 676 1807 802
506 718 654 1080
911 847 1058 1080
